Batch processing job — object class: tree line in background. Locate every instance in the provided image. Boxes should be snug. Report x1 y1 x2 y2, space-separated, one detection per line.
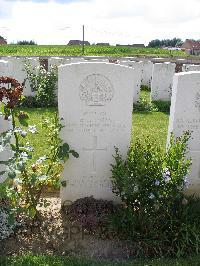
0 36 37 45
16 40 37 45
148 38 184 48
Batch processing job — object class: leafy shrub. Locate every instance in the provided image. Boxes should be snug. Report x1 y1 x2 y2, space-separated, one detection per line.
0 77 78 218
133 97 156 112
65 196 118 235
134 91 171 113
111 133 191 210
24 63 57 107
108 133 197 258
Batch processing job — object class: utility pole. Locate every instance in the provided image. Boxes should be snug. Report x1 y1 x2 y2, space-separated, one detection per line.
82 24 85 55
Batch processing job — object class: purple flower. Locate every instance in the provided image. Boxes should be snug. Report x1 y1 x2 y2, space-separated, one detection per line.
162 167 171 183
155 180 160 186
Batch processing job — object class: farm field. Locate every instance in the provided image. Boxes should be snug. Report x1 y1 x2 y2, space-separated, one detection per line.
0 44 187 57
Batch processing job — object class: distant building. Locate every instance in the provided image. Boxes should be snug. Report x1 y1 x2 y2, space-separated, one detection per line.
96 43 110 46
181 39 200 55
0 37 7 45
68 40 90 46
116 44 145 48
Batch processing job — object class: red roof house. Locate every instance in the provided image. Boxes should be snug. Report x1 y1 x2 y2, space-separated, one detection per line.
181 39 200 55
0 37 7 45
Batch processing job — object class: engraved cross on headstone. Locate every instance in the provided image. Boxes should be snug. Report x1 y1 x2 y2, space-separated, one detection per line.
83 136 107 173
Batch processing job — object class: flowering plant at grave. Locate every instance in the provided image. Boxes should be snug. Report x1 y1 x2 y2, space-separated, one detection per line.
24 62 57 107
0 77 79 218
110 132 191 216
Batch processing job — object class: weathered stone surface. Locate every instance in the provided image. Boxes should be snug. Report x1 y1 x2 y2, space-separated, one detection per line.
167 71 200 194
58 62 134 202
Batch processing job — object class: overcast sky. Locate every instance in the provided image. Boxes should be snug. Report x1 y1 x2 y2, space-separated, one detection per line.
0 0 200 45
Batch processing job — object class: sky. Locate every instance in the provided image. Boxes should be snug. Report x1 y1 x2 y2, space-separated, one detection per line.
0 0 200 45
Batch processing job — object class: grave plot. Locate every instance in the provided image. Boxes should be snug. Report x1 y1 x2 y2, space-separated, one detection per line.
151 62 175 101
58 62 134 202
141 61 153 88
167 71 200 195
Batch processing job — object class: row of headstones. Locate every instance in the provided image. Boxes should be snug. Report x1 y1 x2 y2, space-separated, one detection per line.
1 56 200 104
0 57 151 102
0 60 200 200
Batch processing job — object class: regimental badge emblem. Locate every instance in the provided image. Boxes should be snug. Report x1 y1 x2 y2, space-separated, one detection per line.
79 74 114 106
195 92 200 112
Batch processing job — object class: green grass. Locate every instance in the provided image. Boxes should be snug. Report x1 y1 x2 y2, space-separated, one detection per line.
16 107 57 161
131 111 169 150
1 255 200 266
0 44 187 57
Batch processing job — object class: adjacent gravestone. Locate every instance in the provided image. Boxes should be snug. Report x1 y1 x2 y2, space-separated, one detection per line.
0 115 12 183
167 71 200 194
120 61 142 103
0 60 11 77
151 62 176 101
10 58 40 97
0 65 13 182
48 57 71 69
141 61 153 87
70 57 85 63
58 62 134 202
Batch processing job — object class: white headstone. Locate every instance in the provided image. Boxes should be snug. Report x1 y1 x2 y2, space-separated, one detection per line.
0 60 11 77
58 62 134 203
151 62 176 101
167 71 200 194
70 57 85 63
183 64 200 72
9 58 40 97
48 57 71 69
0 115 12 183
141 61 153 87
120 61 142 103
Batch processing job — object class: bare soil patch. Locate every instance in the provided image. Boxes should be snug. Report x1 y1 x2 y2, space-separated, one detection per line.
0 196 134 260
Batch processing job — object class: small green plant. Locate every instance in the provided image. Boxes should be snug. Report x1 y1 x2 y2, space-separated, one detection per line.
140 85 151 92
24 62 57 107
133 91 171 113
133 90 157 112
108 132 198 258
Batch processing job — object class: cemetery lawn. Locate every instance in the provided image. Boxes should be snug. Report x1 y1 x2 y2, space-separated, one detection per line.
131 111 169 150
0 44 187 57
